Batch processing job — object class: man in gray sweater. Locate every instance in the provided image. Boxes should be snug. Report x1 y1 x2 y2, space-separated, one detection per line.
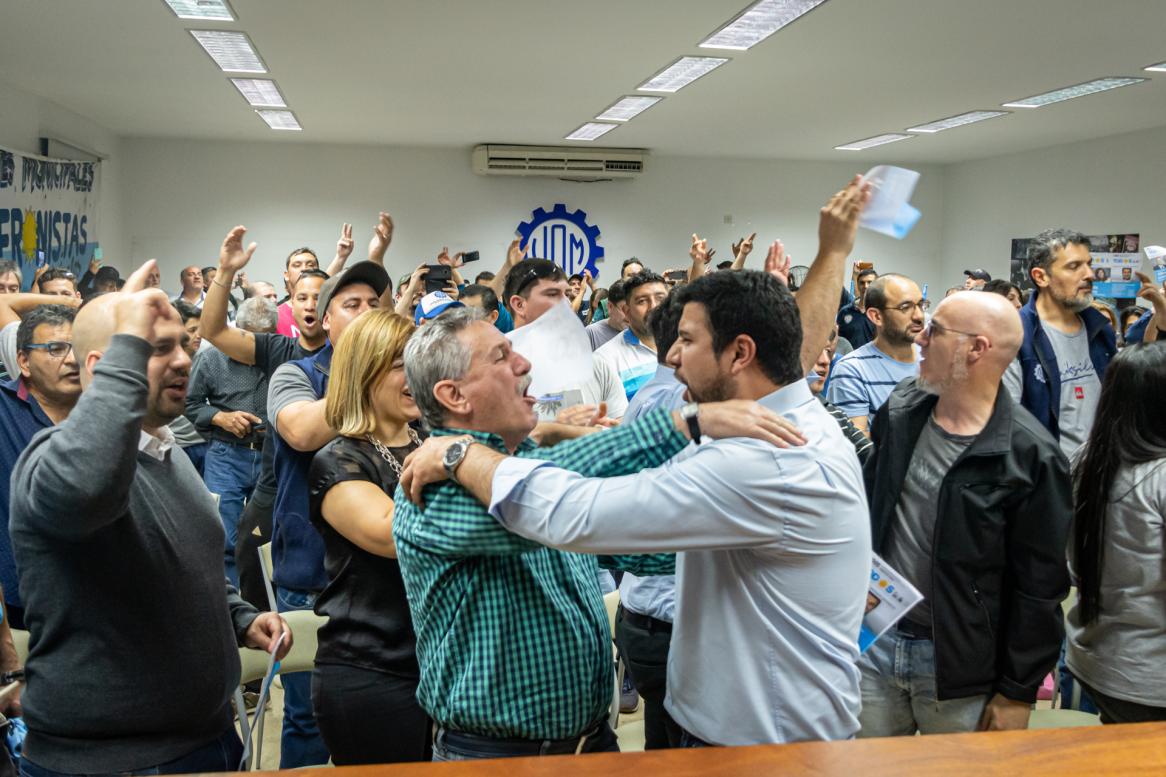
9 261 292 776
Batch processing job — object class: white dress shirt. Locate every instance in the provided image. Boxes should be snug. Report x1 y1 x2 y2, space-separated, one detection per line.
489 379 872 745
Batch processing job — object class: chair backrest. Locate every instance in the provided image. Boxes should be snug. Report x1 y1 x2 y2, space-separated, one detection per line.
603 590 619 636
11 629 29 665
238 608 324 684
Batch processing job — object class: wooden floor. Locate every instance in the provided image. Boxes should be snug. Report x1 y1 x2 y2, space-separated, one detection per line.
234 722 1166 776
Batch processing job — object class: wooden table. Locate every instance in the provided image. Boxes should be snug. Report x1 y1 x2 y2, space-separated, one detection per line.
235 722 1166 776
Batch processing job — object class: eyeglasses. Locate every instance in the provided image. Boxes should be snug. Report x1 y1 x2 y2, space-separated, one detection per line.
512 264 560 297
23 341 74 359
923 320 979 339
882 299 931 314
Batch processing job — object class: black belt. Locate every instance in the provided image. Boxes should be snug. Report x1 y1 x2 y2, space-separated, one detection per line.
436 721 606 757
896 618 933 641
619 605 673 634
212 432 265 450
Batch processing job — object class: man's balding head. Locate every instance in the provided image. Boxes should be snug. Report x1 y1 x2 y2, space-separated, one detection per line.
73 293 122 387
917 291 1022 395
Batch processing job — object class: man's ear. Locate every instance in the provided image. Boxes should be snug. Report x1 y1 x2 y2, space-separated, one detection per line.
508 295 525 318
432 378 470 419
727 334 757 376
865 306 884 328
16 350 31 380
1029 266 1049 289
488 310 499 324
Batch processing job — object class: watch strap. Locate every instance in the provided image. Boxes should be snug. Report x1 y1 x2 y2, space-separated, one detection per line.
682 403 701 444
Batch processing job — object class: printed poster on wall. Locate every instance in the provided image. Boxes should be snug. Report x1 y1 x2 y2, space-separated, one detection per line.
1011 233 1141 299
0 145 100 288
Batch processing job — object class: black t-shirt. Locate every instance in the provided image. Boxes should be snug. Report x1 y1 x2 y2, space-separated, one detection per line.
308 434 421 675
253 333 323 496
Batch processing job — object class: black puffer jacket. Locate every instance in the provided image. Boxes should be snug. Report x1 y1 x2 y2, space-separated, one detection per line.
863 379 1072 703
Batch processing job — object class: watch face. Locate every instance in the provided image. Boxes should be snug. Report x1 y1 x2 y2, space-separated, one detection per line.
444 441 465 469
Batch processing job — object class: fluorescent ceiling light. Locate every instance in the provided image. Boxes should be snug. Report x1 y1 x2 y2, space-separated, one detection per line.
907 110 1009 133
596 96 662 122
565 122 618 141
231 78 287 108
834 133 912 151
700 0 828 50
638 56 729 93
163 0 234 20
189 30 266 73
1002 77 1146 108
1145 61 1166 72
257 110 301 131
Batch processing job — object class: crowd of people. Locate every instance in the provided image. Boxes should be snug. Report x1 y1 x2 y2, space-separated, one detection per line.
0 173 1163 775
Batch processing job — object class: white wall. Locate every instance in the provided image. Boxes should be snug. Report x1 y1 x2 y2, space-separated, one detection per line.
941 125 1166 288
0 79 125 269
116 137 948 297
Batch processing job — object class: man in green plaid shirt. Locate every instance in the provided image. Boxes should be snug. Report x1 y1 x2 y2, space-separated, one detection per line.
394 308 797 760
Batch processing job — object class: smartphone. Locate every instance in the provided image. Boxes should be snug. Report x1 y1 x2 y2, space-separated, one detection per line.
857 261 874 270
93 246 103 263
665 269 688 282
36 250 47 268
425 264 452 294
461 250 480 264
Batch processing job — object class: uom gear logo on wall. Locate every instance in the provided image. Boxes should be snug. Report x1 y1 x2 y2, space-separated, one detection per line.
516 204 604 279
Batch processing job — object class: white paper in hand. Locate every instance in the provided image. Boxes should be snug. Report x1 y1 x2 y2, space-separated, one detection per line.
506 300 594 418
860 165 922 240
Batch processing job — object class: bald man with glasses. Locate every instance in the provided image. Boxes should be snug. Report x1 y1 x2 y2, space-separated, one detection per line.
859 290 1071 737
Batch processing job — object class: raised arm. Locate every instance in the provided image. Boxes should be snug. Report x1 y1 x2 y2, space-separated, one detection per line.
796 175 871 374
0 292 81 326
201 226 259 365
486 239 528 297
1135 272 1166 343
687 234 711 283
323 222 355 277
11 286 175 539
394 264 429 319
365 212 394 266
730 232 757 271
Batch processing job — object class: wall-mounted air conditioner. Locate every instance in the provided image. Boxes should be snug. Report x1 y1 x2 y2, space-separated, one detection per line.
471 144 646 181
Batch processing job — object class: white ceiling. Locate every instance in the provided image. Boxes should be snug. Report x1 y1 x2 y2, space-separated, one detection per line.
4 0 1166 163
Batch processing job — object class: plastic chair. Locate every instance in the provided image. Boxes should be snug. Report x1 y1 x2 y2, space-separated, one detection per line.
1027 708 1101 728
11 629 28 665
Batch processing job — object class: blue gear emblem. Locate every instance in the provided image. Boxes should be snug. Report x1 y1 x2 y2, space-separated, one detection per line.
516 203 604 280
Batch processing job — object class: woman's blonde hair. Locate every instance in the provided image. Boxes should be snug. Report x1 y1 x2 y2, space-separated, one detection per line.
325 309 415 437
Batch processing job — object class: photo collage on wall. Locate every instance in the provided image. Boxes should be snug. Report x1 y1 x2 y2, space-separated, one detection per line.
1011 233 1141 304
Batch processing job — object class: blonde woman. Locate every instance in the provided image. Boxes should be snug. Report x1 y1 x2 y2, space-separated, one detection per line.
307 309 429 763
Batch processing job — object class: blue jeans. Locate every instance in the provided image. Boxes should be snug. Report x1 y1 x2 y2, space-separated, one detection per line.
20 726 242 776
275 586 330 768
203 440 263 588
184 442 208 478
857 631 989 736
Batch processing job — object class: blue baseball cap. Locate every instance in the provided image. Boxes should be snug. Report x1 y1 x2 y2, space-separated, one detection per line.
415 290 464 324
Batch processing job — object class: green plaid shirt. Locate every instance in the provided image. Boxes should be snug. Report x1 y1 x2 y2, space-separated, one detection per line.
393 409 686 740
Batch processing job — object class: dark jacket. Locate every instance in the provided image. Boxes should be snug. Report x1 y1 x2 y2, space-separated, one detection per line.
864 379 1072 703
1015 289 1116 439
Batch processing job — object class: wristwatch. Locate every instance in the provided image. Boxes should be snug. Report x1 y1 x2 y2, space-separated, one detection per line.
680 403 702 444
442 437 475 482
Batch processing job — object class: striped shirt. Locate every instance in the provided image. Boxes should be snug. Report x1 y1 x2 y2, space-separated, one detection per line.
827 341 918 420
595 329 657 401
392 410 686 740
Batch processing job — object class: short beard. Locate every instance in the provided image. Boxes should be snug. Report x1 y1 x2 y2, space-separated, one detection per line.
884 326 918 347
687 372 735 403
917 349 969 396
1051 285 1093 313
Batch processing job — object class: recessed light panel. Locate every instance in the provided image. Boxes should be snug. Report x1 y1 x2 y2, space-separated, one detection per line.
565 122 618 141
834 133 913 151
257 110 301 131
231 78 287 108
596 96 662 122
907 110 1009 133
700 0 828 50
638 57 729 93
163 0 234 20
1145 61 1166 72
1002 77 1146 108
190 30 266 73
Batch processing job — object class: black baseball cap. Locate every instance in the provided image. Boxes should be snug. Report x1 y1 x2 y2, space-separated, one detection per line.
318 261 390 316
963 269 992 282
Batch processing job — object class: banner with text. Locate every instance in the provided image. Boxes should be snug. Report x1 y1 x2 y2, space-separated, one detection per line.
0 145 100 288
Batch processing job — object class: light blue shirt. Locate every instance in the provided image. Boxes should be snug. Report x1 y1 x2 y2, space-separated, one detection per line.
595 329 657 401
489 380 871 745
827 341 918 420
620 364 686 622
